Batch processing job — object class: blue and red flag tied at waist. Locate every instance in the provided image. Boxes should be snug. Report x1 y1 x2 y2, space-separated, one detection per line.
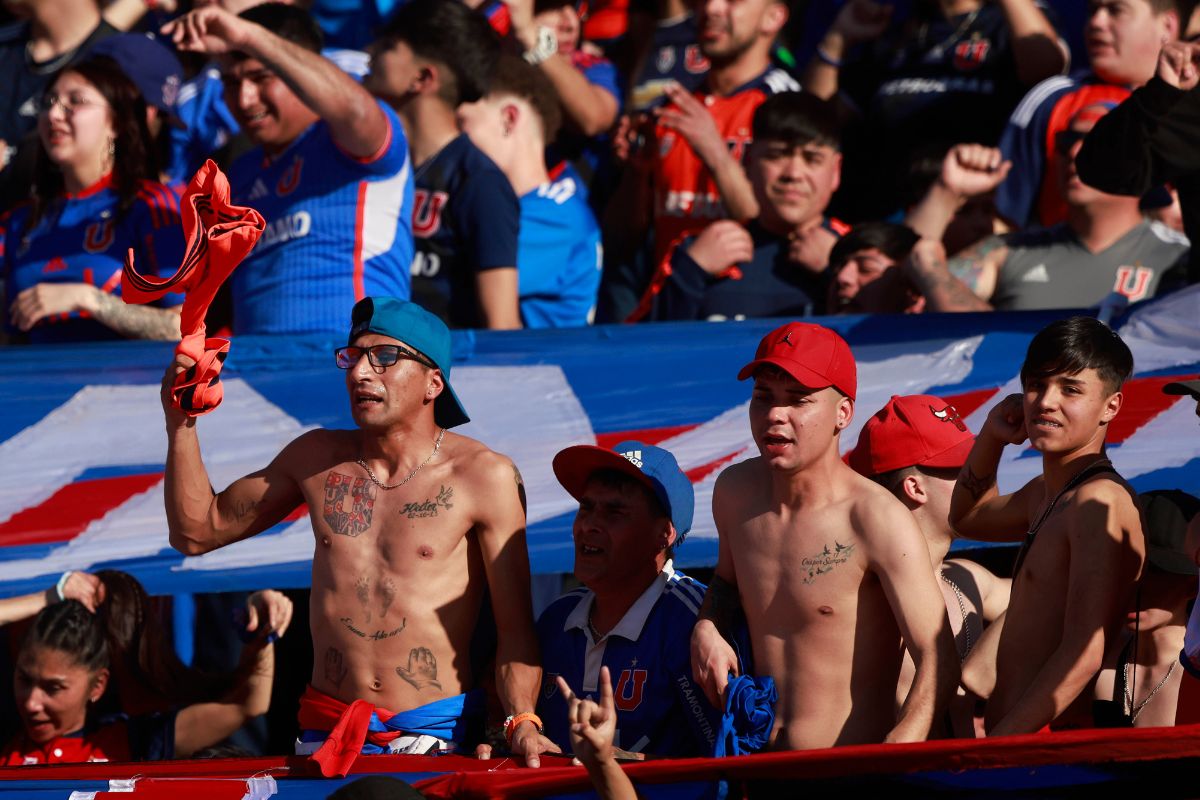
121 159 265 416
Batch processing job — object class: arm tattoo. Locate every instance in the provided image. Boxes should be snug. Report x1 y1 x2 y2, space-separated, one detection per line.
700 574 742 636
958 464 996 502
92 292 182 341
324 646 348 688
920 251 991 311
513 463 527 513
396 647 442 691
323 471 376 536
233 498 263 521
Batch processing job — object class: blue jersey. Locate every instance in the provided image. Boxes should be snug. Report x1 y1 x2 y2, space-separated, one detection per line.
409 134 519 329
536 564 719 758
518 173 602 328
995 72 1131 228
630 13 709 112
228 100 413 335
168 51 370 184
652 219 844 321
1 176 185 343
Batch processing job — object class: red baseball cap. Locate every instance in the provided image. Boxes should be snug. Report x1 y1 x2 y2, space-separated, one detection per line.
737 322 857 400
848 394 976 477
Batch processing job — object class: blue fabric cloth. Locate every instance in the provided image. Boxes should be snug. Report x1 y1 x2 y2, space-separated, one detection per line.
298 689 485 754
713 673 776 757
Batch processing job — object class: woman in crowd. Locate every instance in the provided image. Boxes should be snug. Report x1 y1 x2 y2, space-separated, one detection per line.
2 56 185 344
3 598 278 764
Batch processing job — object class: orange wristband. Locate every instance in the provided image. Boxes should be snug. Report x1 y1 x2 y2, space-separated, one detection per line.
504 712 543 745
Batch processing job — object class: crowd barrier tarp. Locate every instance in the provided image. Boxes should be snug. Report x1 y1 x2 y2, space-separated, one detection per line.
1 290 1199 599
5 724 1200 798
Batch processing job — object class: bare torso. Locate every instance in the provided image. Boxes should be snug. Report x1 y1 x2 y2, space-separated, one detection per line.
719 459 907 750
987 474 1142 730
288 429 500 713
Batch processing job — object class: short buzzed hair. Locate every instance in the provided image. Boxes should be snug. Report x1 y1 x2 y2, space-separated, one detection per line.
488 53 562 142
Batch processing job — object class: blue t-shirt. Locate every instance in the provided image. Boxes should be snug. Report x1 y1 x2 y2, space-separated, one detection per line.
1 176 185 343
228 100 414 335
517 172 602 328
535 564 719 758
409 134 520 329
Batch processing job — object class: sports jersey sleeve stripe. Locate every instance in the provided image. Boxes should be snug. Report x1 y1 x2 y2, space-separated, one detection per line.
1008 75 1074 129
352 181 368 300
671 576 706 607
136 188 164 229
666 584 700 616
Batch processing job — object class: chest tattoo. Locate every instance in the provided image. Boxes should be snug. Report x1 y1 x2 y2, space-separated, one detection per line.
323 471 377 537
801 541 856 585
400 485 454 519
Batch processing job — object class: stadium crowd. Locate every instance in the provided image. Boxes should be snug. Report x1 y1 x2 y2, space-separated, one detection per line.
3 0 1200 794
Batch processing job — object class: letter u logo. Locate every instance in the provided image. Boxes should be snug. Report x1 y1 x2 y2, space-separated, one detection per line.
1114 266 1153 302
614 669 648 712
277 157 303 196
84 220 114 253
412 191 448 237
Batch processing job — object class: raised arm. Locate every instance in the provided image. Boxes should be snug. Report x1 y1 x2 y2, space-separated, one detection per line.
998 0 1068 86
0 572 104 627
901 239 997 313
690 470 743 709
164 6 389 158
905 144 1011 244
658 83 758 221
949 394 1036 541
801 0 892 101
476 454 558 767
173 592 291 757
162 358 305 556
863 499 959 742
988 482 1143 735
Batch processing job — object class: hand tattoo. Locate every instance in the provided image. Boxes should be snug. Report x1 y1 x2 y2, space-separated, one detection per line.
958 465 995 502
396 647 442 691
324 647 347 688
800 541 856 585
323 471 376 536
400 485 454 519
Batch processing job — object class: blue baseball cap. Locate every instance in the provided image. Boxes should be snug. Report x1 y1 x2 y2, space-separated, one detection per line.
552 440 694 541
88 34 183 124
349 297 470 428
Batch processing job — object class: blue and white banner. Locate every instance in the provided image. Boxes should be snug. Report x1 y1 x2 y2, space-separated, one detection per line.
2 289 1199 598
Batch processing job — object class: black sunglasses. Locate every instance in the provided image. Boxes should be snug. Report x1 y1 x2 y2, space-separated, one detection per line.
335 344 433 370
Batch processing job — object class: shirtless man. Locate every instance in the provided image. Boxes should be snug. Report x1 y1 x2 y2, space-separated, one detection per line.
162 296 555 765
848 393 1011 737
690 322 959 749
950 315 1144 735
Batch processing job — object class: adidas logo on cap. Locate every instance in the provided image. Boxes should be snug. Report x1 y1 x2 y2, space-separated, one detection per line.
621 450 644 468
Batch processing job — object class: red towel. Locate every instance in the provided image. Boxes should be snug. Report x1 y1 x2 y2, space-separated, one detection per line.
122 160 264 416
298 684 405 777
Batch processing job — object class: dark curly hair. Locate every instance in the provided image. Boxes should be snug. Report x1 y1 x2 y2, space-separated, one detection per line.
97 570 231 712
30 56 156 228
21 600 109 675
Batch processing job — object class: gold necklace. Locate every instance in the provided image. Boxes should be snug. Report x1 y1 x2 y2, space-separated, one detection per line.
357 428 445 490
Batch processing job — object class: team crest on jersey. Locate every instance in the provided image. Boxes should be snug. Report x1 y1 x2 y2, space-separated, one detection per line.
1114 265 1154 302
412 190 449 238
41 256 67 274
684 45 709 74
656 47 675 73
277 157 303 196
84 220 115 253
614 668 648 712
953 37 991 71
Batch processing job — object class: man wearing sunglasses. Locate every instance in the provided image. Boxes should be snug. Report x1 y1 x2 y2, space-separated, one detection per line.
160 296 558 769
900 102 1189 312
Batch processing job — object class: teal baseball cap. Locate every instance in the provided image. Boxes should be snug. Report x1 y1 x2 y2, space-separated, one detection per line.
348 297 470 428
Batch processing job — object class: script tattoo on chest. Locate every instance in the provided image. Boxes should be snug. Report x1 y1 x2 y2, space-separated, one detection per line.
400 485 454 519
323 471 377 537
801 541 856 585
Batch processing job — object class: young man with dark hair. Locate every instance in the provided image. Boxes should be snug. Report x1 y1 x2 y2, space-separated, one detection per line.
650 92 849 321
691 322 959 749
950 315 1145 735
533 441 718 758
848 394 1011 737
365 0 521 331
458 55 601 328
164 2 414 335
827 222 922 315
